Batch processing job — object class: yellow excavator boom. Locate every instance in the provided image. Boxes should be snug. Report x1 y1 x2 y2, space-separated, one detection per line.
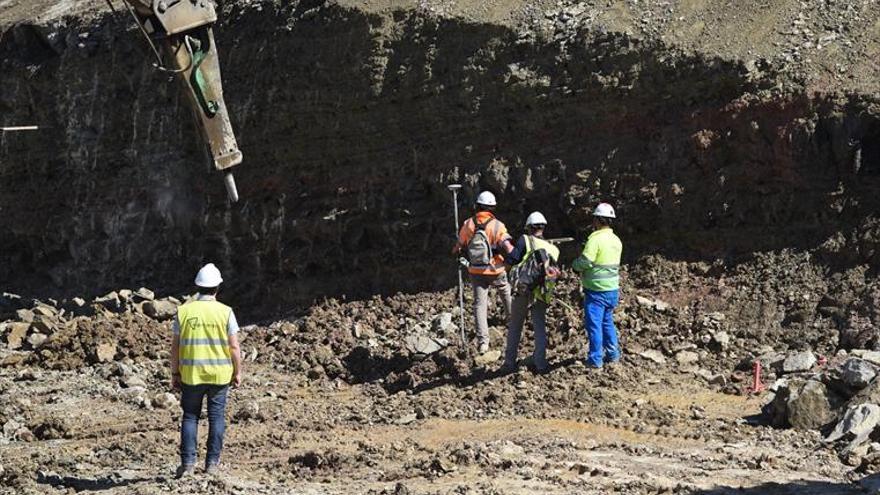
118 0 242 201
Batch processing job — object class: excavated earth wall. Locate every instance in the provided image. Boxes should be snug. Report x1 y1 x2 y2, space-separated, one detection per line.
1 2 880 313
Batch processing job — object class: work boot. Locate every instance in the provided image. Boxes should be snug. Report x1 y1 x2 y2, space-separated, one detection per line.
528 363 549 375
498 361 518 375
205 463 220 476
175 464 195 479
478 342 490 354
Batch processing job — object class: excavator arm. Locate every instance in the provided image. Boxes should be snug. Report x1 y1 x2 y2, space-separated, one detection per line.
117 0 242 201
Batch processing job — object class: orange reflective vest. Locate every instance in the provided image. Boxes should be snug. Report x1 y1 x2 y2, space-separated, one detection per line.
457 212 511 276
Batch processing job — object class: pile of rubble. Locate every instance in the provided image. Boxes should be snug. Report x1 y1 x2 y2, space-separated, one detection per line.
0 288 178 370
763 349 880 470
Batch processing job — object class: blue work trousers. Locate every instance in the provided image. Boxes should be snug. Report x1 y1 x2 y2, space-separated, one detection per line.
584 289 620 367
180 384 229 467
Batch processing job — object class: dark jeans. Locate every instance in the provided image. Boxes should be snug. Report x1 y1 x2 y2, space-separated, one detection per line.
180 384 229 467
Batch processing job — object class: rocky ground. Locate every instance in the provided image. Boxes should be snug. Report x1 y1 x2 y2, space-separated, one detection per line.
3 0 880 493
3 252 880 493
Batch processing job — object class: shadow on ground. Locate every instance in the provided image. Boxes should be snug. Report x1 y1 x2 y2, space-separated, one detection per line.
36 471 157 492
693 474 880 495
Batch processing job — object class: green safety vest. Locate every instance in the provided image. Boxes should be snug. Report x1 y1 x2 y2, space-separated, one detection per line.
572 228 622 292
519 235 560 303
177 300 234 386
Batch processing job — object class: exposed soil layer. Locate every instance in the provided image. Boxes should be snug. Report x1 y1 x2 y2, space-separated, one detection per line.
1 1 880 313
2 2 880 491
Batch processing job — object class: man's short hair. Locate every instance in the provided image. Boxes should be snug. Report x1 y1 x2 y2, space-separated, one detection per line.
594 216 613 227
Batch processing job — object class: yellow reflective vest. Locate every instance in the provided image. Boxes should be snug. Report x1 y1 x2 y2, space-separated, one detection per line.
177 300 234 386
519 235 560 303
572 228 622 292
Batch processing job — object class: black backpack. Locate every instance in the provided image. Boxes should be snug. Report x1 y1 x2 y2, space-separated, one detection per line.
509 236 550 296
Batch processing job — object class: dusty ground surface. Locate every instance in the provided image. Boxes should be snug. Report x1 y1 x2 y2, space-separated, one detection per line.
0 359 865 495
3 252 880 493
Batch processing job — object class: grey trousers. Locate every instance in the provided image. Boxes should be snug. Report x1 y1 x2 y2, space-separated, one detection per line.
469 272 512 346
504 293 548 369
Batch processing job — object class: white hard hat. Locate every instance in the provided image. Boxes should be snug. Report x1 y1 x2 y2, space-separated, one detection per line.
525 211 547 227
194 263 223 288
593 203 616 218
476 191 497 206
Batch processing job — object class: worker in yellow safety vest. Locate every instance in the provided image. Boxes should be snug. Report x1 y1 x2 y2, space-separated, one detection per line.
502 211 560 374
170 263 242 478
572 203 623 369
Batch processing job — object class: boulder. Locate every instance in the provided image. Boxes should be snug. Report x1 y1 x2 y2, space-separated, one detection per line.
474 350 501 367
756 351 787 373
14 308 34 323
635 296 670 312
639 349 667 364
787 379 840 430
94 342 117 363
122 375 147 389
29 316 58 336
26 333 47 349
151 393 177 410
712 331 731 349
675 350 699 367
694 368 727 386
432 312 457 334
782 351 817 374
31 304 57 318
394 413 418 425
404 335 448 356
2 419 21 439
94 292 122 312
852 350 880 367
65 297 94 317
826 403 880 449
143 300 177 321
120 387 146 400
117 289 133 303
5 322 29 350
841 358 877 389
133 287 155 301
235 401 262 422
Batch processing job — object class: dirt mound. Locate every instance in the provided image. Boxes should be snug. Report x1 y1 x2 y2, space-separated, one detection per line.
1 1 879 312
0 289 175 371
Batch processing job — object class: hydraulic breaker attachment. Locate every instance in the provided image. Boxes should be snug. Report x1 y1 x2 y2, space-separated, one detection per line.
118 0 242 201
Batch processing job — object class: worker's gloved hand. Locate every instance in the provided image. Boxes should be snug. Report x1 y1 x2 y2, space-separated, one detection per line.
171 373 181 391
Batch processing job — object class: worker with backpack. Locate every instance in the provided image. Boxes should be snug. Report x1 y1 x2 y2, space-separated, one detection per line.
452 191 514 354
502 212 560 374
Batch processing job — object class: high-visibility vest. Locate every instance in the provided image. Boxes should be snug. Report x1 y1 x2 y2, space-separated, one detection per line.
177 300 234 386
519 235 560 303
458 212 510 276
573 228 622 292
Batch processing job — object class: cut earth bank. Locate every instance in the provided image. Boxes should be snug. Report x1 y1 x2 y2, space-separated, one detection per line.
2 0 880 493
